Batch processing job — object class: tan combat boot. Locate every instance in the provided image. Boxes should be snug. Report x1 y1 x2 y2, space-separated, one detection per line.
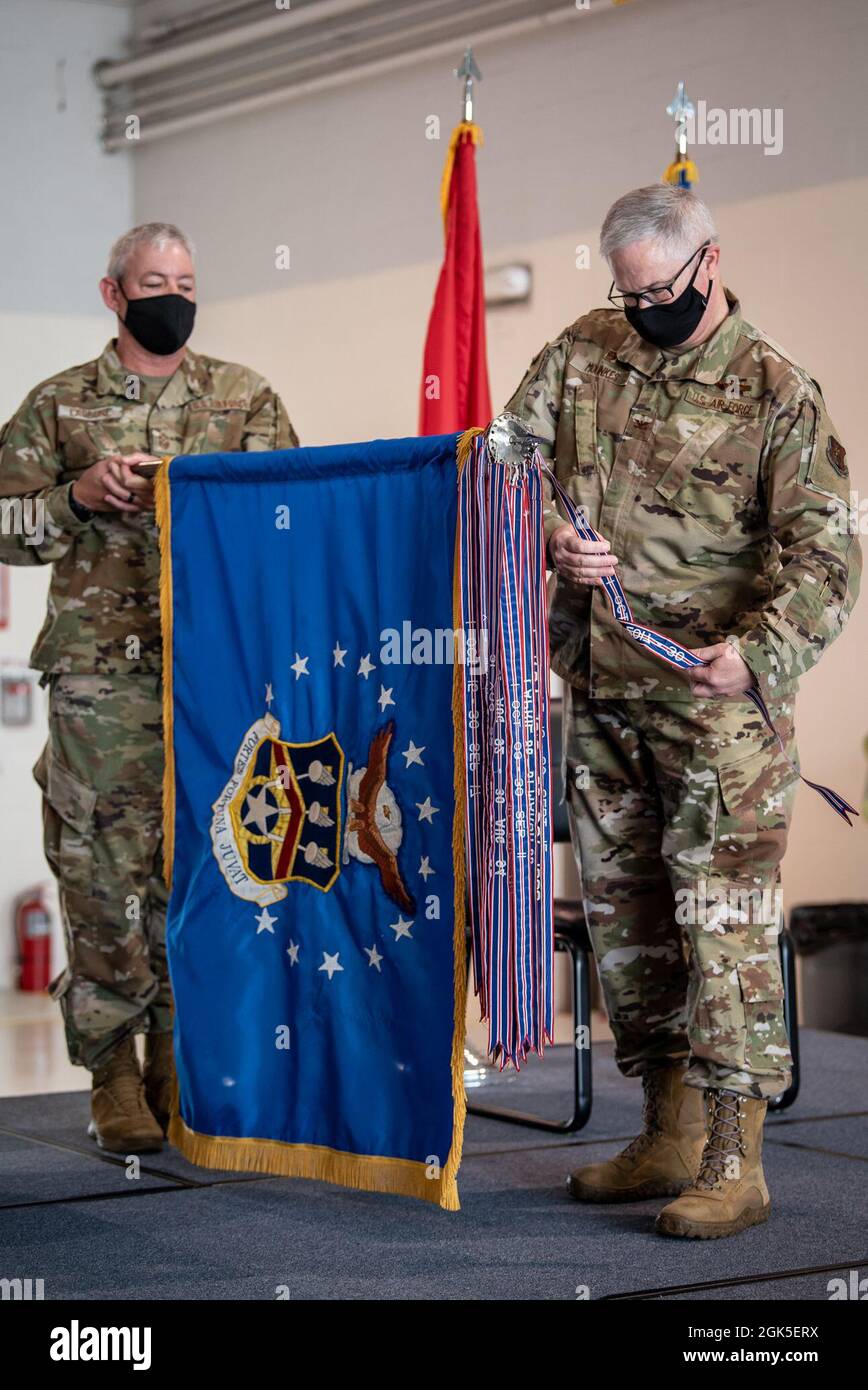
655 1089 770 1239
568 1064 706 1202
88 1036 164 1154
143 1031 176 1135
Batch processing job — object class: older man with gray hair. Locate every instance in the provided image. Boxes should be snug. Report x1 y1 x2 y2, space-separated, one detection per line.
507 184 860 1239
0 223 298 1153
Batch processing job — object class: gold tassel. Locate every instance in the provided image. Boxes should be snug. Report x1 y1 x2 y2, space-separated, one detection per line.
440 121 484 230
457 426 485 469
662 155 699 186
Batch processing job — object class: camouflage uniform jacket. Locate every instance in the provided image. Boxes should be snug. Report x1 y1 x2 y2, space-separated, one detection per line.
0 341 298 675
506 290 861 701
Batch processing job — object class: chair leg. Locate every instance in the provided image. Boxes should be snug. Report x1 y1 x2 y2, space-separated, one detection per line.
768 929 800 1112
466 935 594 1133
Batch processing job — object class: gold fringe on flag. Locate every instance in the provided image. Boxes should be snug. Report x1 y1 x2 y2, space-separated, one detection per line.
167 1112 461 1207
154 456 176 891
440 121 484 230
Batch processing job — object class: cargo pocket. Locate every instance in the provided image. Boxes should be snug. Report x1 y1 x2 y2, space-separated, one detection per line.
574 377 597 474
766 571 834 655
713 740 793 884
562 372 598 477
33 744 97 898
716 744 767 832
736 958 790 1072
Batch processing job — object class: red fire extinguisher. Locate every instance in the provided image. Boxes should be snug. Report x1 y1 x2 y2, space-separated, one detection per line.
15 887 53 992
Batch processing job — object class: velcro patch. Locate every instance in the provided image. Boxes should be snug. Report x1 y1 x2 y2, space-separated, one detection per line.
826 436 848 477
57 405 124 421
187 399 250 413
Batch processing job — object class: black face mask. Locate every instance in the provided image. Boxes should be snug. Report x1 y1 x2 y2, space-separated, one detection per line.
624 254 711 350
120 286 196 356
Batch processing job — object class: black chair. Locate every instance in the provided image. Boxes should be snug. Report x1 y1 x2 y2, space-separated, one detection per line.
768 927 800 1111
466 698 801 1129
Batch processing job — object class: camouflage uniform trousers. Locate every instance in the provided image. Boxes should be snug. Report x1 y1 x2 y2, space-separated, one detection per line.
35 672 170 1070
563 685 798 1100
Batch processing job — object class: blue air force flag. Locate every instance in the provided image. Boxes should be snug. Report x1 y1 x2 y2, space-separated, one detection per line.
157 436 467 1208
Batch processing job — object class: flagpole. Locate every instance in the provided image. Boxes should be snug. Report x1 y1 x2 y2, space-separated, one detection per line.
418 50 491 434
663 79 698 188
455 45 481 122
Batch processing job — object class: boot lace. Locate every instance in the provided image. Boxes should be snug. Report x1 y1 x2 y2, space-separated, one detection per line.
619 1070 664 1160
694 1089 745 1190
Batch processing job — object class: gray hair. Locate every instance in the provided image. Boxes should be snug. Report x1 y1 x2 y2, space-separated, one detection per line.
106 222 195 280
599 185 717 263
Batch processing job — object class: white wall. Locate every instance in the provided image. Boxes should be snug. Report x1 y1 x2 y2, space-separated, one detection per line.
0 0 133 986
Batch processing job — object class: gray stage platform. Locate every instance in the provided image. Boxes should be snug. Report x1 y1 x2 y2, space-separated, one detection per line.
1 1029 865 1301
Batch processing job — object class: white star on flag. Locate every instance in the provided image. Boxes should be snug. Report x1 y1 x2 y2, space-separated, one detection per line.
243 784 277 834
378 684 395 712
291 653 309 679
416 797 439 823
402 740 425 767
418 856 435 881
358 653 376 679
365 944 383 971
332 643 346 667
255 907 277 934
265 682 274 708
286 941 300 965
318 951 344 979
388 915 414 941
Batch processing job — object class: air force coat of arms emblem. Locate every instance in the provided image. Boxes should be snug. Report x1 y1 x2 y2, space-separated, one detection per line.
211 710 416 912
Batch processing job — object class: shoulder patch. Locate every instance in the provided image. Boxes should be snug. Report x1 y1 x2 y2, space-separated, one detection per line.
826 437 847 478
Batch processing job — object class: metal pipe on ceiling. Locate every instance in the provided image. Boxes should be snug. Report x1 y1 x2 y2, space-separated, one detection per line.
97 0 387 87
105 0 542 120
116 0 506 105
102 0 616 150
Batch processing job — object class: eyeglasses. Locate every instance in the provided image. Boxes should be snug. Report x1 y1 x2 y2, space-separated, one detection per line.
607 241 710 309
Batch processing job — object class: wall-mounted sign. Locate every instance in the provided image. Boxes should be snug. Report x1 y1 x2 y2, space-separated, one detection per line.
484 262 532 308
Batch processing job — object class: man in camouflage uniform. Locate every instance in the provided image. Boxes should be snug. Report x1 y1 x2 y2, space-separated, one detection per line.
507 185 860 1238
0 223 298 1153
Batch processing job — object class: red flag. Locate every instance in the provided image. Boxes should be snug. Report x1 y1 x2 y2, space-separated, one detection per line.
419 123 492 435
